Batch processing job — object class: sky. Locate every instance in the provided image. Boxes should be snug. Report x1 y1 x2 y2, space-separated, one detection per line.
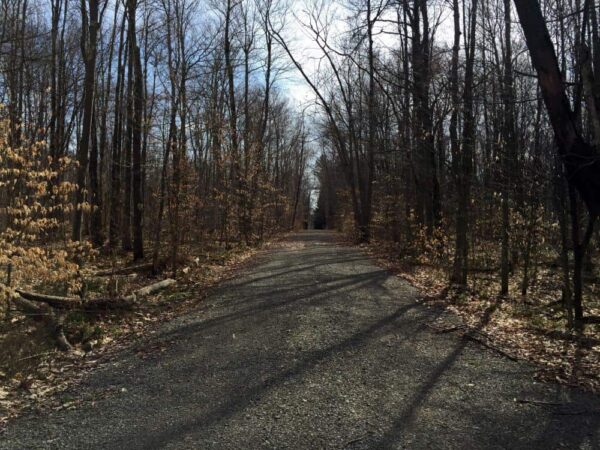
277 0 456 107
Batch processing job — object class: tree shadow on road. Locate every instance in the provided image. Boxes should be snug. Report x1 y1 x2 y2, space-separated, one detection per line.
118 270 600 450
114 266 427 448
369 297 600 449
152 268 406 344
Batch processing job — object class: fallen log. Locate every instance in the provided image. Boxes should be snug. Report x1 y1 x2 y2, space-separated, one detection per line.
128 278 176 300
16 290 81 310
15 278 177 312
12 295 53 317
12 278 176 351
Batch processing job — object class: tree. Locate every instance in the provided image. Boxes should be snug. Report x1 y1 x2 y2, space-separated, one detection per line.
451 0 478 287
513 0 600 215
73 0 101 242
499 0 515 295
127 0 144 260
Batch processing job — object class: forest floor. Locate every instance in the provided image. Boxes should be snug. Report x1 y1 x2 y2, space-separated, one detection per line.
1 230 600 449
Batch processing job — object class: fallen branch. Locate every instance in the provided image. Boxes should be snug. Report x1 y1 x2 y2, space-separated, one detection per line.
12 295 51 317
516 399 600 416
12 279 176 352
127 278 176 300
78 279 175 311
16 290 81 310
429 324 466 334
515 398 563 406
463 330 520 362
15 279 176 313
16 351 58 362
341 432 371 449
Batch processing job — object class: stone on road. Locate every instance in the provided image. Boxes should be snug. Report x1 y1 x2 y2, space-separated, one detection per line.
2 231 600 449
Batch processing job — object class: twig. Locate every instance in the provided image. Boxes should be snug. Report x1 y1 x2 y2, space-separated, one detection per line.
463 331 520 362
516 398 600 415
16 351 57 362
515 398 563 406
341 433 371 449
94 262 156 277
430 324 465 334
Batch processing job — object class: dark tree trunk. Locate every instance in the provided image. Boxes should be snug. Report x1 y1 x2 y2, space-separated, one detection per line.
451 0 478 287
128 0 144 261
500 0 515 295
121 34 133 253
73 0 99 242
89 109 102 246
109 13 127 249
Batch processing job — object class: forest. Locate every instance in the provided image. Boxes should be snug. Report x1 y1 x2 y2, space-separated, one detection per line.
0 0 600 439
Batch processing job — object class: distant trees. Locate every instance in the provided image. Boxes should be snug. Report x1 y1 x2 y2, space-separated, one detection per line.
273 0 385 242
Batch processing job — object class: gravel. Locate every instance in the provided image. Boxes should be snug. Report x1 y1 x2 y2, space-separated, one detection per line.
2 231 600 449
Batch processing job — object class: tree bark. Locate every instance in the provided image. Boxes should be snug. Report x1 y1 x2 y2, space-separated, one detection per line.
128 0 144 260
500 0 515 295
109 12 128 249
89 109 103 246
73 0 100 242
451 0 478 287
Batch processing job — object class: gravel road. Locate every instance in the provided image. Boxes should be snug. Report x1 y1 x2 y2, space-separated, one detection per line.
2 231 600 449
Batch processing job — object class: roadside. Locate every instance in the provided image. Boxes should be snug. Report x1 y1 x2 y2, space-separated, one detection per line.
0 236 283 429
361 237 600 393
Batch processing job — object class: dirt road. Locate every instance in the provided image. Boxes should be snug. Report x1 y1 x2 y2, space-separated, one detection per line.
2 231 599 449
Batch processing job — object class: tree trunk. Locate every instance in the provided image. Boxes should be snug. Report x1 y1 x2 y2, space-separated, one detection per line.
89 109 103 246
500 0 515 296
128 0 144 261
109 13 127 249
451 0 478 287
73 0 99 242
121 35 133 252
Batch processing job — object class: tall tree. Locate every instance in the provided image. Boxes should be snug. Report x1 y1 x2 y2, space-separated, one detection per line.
451 0 478 287
73 0 100 241
127 0 144 260
500 0 515 295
